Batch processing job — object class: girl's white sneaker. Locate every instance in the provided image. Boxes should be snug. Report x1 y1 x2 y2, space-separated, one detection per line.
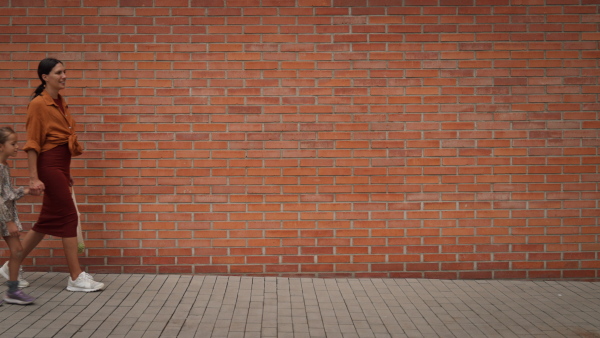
0 262 29 288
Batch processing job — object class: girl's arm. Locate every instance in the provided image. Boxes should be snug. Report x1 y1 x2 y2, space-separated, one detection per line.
27 150 45 195
0 198 11 224
0 165 24 202
0 202 17 236
2 203 19 237
5 186 25 201
0 172 14 224
0 170 22 237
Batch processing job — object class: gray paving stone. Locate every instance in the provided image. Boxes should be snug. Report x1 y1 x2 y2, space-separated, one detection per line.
0 273 597 337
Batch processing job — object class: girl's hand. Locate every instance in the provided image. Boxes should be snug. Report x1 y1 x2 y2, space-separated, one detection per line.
24 187 30 195
29 178 45 196
6 221 19 237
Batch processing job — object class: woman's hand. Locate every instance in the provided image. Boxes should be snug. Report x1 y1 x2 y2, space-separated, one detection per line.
6 221 19 237
69 176 74 187
27 151 44 195
29 178 45 196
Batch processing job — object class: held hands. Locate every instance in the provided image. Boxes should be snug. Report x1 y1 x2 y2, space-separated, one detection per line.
29 178 45 196
6 221 19 237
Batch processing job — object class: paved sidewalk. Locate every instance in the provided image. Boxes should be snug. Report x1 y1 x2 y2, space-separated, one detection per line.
0 272 598 337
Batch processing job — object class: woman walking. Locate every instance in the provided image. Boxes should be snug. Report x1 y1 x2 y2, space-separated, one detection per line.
0 58 104 292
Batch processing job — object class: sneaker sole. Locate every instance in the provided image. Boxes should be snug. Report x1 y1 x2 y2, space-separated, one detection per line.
3 298 34 305
66 286 104 292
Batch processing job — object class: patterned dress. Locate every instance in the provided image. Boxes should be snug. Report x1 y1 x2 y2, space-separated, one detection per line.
0 163 25 237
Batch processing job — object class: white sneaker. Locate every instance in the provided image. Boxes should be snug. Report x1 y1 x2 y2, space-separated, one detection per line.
0 262 29 288
67 272 105 292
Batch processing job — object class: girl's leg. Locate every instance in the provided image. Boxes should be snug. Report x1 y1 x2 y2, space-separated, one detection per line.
3 235 35 305
3 236 23 281
62 237 83 281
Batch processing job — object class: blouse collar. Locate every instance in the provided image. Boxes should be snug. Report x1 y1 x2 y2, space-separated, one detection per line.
40 90 66 107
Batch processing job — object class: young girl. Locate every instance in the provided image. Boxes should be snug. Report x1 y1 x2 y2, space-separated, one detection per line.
0 127 35 305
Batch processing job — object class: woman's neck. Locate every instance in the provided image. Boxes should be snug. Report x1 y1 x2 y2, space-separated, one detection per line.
45 88 60 99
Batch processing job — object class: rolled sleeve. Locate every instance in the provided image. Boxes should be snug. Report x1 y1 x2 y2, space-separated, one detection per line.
23 100 46 154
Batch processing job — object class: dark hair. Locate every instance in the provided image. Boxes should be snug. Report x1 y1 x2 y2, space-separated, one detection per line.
31 58 63 100
0 127 15 145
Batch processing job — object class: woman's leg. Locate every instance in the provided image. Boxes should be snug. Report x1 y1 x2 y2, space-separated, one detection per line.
62 237 83 280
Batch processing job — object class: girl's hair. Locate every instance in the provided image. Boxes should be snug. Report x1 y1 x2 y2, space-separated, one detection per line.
31 57 63 100
0 127 15 145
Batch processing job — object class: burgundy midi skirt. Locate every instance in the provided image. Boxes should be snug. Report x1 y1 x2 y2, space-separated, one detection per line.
32 144 78 238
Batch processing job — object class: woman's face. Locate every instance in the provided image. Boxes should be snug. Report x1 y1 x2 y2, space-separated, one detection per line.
42 63 67 92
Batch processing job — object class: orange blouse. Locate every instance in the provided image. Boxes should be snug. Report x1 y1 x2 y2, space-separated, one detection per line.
23 91 82 156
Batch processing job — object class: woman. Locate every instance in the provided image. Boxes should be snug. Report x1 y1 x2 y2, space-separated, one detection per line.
0 58 104 292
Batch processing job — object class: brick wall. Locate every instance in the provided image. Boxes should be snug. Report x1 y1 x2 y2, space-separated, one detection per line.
1 0 599 280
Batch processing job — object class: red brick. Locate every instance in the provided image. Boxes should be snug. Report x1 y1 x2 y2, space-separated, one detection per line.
4 2 598 280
